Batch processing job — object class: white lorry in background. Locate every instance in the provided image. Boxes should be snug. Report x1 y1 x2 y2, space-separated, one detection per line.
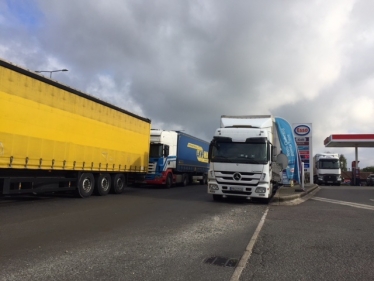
313 153 342 186
207 115 288 203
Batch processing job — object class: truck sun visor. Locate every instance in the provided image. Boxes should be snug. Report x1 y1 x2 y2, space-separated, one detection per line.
213 136 232 143
245 137 267 143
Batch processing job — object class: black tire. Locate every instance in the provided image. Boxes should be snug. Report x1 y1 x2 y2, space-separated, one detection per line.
95 173 111 196
212 194 223 201
112 173 126 194
182 174 189 187
272 184 279 195
199 174 207 185
165 174 173 189
77 173 95 198
259 197 271 204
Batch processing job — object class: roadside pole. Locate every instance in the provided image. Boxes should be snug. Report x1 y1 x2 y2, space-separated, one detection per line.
301 162 305 190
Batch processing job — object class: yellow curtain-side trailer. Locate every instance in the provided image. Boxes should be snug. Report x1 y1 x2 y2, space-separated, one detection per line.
0 58 151 198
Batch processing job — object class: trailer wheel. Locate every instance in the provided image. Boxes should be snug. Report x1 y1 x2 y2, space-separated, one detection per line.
112 173 126 194
77 173 95 198
95 173 111 196
182 174 189 186
165 174 173 189
200 174 207 185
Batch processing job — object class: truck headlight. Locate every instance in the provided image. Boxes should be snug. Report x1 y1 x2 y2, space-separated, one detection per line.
255 187 266 193
209 184 219 191
318 175 323 180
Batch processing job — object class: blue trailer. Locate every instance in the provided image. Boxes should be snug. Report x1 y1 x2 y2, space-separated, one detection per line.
144 130 209 188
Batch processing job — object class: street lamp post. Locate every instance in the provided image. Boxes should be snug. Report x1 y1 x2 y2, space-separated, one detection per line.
35 69 68 78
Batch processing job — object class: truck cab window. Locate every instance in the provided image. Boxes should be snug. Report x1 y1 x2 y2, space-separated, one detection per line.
149 144 163 158
211 142 268 163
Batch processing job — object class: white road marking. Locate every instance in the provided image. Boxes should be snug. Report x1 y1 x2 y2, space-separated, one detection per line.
312 197 374 211
230 207 269 281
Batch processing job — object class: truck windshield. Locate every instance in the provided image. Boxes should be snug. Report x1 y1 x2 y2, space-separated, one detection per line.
210 142 268 164
149 144 163 158
319 160 340 169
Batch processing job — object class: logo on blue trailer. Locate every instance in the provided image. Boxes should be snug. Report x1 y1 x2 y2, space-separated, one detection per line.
187 143 209 163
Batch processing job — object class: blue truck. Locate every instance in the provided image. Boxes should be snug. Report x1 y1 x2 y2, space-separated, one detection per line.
144 130 209 188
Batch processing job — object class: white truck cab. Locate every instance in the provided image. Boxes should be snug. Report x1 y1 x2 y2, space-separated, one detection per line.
208 115 287 203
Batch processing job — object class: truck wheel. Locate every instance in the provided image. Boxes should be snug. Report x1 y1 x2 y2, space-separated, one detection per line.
77 173 95 198
272 184 279 195
95 173 111 196
213 195 223 201
112 173 126 194
182 174 189 186
259 197 271 204
165 174 173 189
200 175 207 185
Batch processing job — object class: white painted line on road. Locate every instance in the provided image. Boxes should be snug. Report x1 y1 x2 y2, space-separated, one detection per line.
312 197 374 211
230 207 269 281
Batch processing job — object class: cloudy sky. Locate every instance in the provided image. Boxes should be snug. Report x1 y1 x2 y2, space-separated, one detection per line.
1 0 374 169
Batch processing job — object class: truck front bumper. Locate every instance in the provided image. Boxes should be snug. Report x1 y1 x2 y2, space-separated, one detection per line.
207 181 271 199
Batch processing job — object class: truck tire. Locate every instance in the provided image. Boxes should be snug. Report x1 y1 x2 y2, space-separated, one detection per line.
112 173 126 194
259 197 271 204
182 174 189 186
95 173 111 196
77 173 95 198
212 194 223 201
165 174 173 189
200 174 207 185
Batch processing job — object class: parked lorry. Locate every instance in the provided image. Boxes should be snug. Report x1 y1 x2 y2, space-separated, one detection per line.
143 129 209 188
313 153 342 186
207 115 288 203
0 58 151 198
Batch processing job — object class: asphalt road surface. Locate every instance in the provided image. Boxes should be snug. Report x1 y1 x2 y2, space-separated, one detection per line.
1 184 374 281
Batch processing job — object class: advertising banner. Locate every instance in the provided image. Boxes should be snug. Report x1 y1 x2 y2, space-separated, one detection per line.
275 117 301 185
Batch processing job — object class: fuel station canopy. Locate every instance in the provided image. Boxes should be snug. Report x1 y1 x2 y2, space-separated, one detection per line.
324 134 374 184
324 134 374 148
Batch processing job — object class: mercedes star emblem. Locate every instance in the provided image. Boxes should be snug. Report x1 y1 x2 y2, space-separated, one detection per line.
233 173 241 181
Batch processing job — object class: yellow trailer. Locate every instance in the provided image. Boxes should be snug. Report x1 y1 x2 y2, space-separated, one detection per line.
0 58 151 197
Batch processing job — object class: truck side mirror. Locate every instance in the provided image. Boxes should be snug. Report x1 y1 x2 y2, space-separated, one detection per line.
276 153 288 170
163 145 169 157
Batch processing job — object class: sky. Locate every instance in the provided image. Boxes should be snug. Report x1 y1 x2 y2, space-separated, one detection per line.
1 0 374 169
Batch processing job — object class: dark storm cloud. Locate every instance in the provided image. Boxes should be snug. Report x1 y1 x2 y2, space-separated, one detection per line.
1 0 374 167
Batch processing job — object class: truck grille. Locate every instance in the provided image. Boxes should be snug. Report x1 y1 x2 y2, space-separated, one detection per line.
148 162 157 174
215 171 260 187
323 175 337 182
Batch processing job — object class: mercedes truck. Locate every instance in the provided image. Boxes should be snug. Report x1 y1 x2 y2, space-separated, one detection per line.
207 115 287 203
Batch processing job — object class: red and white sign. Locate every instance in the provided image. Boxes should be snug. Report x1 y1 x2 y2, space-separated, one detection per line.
294 125 311 136
292 123 313 174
